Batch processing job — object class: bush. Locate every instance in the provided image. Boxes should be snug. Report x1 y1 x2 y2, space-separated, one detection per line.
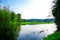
0 9 21 40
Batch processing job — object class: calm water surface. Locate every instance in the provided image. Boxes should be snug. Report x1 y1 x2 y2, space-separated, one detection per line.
18 23 57 40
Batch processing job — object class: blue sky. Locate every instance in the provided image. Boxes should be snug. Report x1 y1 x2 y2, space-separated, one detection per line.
0 0 29 12
1 0 28 5
0 0 54 19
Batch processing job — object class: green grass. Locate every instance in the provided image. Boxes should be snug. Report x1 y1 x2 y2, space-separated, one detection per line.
44 31 60 40
21 21 54 25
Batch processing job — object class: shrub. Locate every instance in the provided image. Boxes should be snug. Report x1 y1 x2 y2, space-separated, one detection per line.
0 9 21 40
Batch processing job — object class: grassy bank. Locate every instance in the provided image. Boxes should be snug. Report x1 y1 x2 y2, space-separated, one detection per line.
21 21 54 25
44 31 60 40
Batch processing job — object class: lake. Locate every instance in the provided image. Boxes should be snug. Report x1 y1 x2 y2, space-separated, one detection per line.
17 23 57 40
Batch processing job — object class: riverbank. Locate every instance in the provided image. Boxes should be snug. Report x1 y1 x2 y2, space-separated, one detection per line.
21 21 54 25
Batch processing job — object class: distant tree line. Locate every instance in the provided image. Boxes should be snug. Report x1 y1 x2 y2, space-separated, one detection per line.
21 19 54 22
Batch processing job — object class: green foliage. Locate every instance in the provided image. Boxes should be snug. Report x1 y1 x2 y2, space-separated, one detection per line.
0 9 21 40
52 0 60 31
21 21 53 25
44 31 60 40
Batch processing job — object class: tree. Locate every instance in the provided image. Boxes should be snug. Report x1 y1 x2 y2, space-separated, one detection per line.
17 13 21 25
0 8 21 40
44 0 60 40
16 13 21 34
52 0 60 31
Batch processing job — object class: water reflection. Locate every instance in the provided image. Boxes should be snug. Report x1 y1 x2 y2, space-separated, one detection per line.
18 23 57 40
18 32 43 40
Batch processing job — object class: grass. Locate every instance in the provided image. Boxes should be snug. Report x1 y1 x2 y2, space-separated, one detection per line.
21 21 54 25
44 31 60 40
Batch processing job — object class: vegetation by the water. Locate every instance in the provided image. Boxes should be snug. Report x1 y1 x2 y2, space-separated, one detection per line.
21 19 54 25
20 16 54 25
0 7 21 40
21 21 54 25
44 31 60 40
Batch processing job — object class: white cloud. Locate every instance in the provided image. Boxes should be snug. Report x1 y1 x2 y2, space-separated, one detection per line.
20 0 54 19
11 0 54 19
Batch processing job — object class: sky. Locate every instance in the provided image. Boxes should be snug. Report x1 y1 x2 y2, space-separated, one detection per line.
0 0 54 19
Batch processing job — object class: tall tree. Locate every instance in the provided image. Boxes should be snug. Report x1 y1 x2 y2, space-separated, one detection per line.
44 0 60 40
52 0 60 31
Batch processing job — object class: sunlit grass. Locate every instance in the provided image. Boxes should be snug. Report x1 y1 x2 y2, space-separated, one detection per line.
44 31 60 40
21 21 54 25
